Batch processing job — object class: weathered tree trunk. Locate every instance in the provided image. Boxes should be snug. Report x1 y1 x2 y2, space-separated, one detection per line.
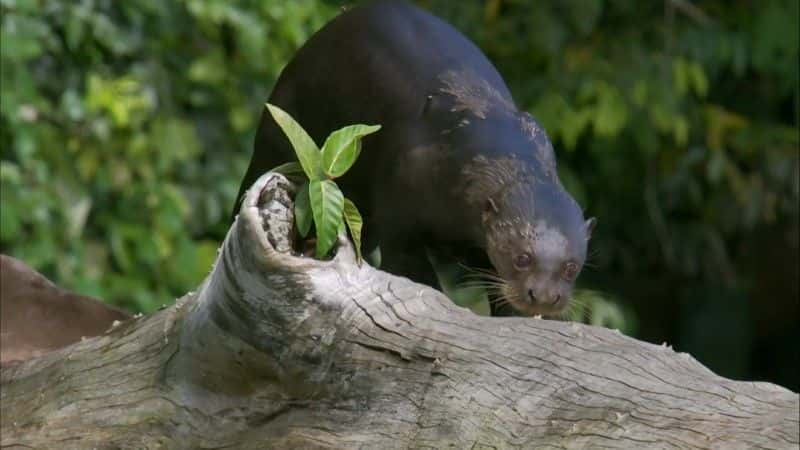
1 173 797 449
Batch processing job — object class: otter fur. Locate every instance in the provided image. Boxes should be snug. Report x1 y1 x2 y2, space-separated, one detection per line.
235 0 595 316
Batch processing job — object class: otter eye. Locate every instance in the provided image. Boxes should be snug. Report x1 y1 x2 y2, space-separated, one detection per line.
513 253 532 270
562 262 580 280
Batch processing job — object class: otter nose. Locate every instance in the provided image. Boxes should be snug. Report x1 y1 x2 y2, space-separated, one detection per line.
529 289 561 305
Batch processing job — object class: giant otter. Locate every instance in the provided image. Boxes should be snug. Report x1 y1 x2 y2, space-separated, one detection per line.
236 0 595 316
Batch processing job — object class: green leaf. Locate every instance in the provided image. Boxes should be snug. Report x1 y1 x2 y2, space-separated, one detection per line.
672 57 689 96
673 116 689 147
688 62 709 98
294 182 312 237
342 197 364 264
266 103 322 180
271 161 304 176
321 124 381 178
308 179 344 257
110 229 134 271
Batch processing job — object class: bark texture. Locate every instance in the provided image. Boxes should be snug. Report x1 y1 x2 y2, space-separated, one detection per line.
1 173 797 450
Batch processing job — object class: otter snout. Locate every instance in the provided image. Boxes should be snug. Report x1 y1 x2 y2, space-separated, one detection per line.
527 289 562 306
522 281 571 314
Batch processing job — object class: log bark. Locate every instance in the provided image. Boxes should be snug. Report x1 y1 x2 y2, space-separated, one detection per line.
1 173 797 450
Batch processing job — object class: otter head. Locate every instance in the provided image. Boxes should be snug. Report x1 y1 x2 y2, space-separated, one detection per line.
480 174 595 316
433 69 595 315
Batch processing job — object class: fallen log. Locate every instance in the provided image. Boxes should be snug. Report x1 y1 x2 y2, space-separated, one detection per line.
1 173 797 449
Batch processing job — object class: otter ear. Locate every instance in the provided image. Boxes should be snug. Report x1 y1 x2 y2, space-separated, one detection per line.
585 217 597 239
484 197 499 215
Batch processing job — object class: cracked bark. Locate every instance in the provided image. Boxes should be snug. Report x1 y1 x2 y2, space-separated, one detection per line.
1 173 797 450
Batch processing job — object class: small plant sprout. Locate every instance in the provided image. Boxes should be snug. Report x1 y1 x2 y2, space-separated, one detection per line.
266 103 380 263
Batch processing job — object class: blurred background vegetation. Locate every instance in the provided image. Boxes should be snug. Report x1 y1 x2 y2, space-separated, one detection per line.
1 0 797 390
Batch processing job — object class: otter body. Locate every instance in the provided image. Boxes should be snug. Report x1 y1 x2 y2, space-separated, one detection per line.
237 0 594 316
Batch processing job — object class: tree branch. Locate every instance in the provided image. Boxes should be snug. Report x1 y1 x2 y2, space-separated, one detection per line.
1 173 797 449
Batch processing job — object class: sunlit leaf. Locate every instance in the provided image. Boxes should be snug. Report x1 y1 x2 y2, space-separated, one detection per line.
673 116 689 147
343 197 363 264
266 103 322 180
271 161 304 176
294 182 312 237
308 179 344 257
321 124 381 178
688 62 708 98
672 57 689 96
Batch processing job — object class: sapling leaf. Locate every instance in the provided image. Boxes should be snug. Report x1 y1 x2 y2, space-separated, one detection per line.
267 106 379 260
308 179 344 257
321 124 381 178
294 182 312 237
266 103 322 180
343 197 364 264
271 161 304 176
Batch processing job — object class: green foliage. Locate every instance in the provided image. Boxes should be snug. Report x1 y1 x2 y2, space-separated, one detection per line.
308 179 344 257
270 161 304 177
321 124 381 178
294 182 312 238
342 198 364 263
265 103 379 260
265 103 323 180
0 0 337 312
569 290 635 335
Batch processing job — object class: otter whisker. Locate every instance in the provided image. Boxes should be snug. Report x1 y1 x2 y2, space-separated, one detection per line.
460 274 505 285
490 298 513 308
490 290 520 309
488 293 511 303
458 272 506 289
460 280 506 290
457 286 500 297
457 263 496 274
457 280 506 289
458 264 504 280
459 278 507 285
464 272 502 278
457 286 505 295
562 296 589 321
